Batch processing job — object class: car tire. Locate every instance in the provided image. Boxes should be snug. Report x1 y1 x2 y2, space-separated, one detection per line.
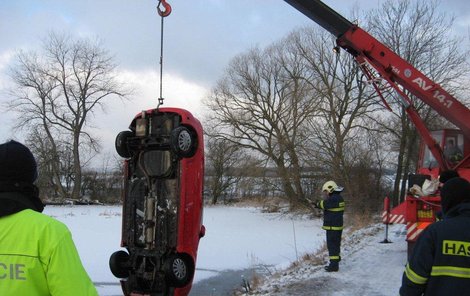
109 250 130 279
115 130 133 158
164 254 193 287
170 126 197 158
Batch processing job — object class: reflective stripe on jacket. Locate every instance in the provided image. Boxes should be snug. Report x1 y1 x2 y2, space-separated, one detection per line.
400 203 470 296
317 192 345 231
0 209 98 296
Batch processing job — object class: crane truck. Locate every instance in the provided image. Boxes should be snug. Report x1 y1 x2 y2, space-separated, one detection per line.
284 0 470 254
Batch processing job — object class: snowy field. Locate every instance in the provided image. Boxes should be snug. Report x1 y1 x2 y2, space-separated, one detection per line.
43 205 326 296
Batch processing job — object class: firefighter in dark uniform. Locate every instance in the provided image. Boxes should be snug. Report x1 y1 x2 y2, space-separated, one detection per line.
400 177 470 295
315 180 345 272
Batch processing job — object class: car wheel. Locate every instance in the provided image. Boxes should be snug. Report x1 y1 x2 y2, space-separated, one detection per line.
165 254 193 287
115 130 133 158
170 126 197 158
109 250 130 279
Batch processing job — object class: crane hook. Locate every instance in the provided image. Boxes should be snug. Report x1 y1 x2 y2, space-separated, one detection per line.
157 0 172 17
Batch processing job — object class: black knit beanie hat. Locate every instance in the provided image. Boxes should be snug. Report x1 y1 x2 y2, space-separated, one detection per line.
440 177 470 214
0 140 38 184
0 140 44 215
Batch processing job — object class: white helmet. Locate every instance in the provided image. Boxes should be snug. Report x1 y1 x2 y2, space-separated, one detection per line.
322 181 343 193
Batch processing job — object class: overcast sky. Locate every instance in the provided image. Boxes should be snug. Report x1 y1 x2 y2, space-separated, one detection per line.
1 0 469 164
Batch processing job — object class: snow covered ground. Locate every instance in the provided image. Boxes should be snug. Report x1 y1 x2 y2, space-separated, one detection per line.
43 205 408 296
254 223 408 296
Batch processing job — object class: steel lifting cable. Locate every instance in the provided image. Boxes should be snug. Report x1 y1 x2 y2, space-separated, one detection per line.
156 0 172 109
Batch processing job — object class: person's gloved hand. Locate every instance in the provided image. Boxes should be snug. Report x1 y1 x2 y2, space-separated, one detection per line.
313 199 322 209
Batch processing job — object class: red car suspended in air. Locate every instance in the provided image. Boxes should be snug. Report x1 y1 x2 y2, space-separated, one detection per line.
109 107 205 296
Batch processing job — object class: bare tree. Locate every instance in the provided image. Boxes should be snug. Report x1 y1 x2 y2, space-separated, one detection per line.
25 127 64 199
204 42 319 208
287 27 381 204
341 126 394 214
205 136 247 205
7 32 129 200
81 154 122 203
366 0 470 204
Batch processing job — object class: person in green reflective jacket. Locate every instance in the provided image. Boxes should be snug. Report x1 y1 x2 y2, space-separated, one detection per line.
0 140 98 296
